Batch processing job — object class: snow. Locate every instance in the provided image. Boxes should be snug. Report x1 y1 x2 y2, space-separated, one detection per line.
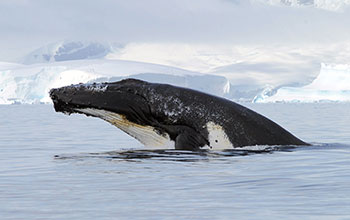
0 59 232 105
257 0 350 11
254 63 350 103
2 57 350 104
106 43 324 86
106 43 328 101
3 39 350 104
21 41 112 65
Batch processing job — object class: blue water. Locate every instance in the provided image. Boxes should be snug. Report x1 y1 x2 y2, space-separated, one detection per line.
1 104 350 219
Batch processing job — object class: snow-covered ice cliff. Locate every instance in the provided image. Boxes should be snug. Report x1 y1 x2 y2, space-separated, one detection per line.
0 59 231 104
254 63 350 103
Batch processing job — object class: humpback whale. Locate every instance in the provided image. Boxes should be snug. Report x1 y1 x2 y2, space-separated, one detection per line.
50 79 308 150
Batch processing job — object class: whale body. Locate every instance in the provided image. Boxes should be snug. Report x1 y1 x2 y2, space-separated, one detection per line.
50 79 308 150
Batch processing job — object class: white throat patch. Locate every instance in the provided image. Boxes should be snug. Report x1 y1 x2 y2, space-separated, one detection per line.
75 108 174 149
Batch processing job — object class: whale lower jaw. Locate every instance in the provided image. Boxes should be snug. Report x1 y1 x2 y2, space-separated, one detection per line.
73 108 235 150
75 108 175 149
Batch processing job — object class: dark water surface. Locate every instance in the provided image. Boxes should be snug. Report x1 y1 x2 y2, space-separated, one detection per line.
1 104 350 219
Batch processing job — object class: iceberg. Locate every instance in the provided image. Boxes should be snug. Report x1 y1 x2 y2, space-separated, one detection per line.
0 59 231 105
254 63 350 103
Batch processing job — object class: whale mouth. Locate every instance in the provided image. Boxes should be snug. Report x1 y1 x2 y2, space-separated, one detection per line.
50 96 72 115
49 86 106 115
49 83 176 148
50 92 83 115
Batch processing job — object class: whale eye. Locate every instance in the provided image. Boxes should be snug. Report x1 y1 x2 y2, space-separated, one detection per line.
215 140 218 143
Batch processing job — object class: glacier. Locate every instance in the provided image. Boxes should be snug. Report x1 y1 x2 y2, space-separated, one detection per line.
3 40 350 104
20 41 112 65
2 59 350 104
0 59 231 105
254 63 350 103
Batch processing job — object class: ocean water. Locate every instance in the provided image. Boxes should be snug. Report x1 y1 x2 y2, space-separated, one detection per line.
1 103 350 219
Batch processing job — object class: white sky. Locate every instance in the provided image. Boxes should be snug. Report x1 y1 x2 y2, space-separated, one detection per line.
1 0 350 61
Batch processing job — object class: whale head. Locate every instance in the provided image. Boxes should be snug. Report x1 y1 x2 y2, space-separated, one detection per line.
50 79 151 122
50 79 209 150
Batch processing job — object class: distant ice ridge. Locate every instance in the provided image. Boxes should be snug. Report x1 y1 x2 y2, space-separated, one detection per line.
0 59 231 105
256 0 350 11
21 41 112 65
254 63 350 103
